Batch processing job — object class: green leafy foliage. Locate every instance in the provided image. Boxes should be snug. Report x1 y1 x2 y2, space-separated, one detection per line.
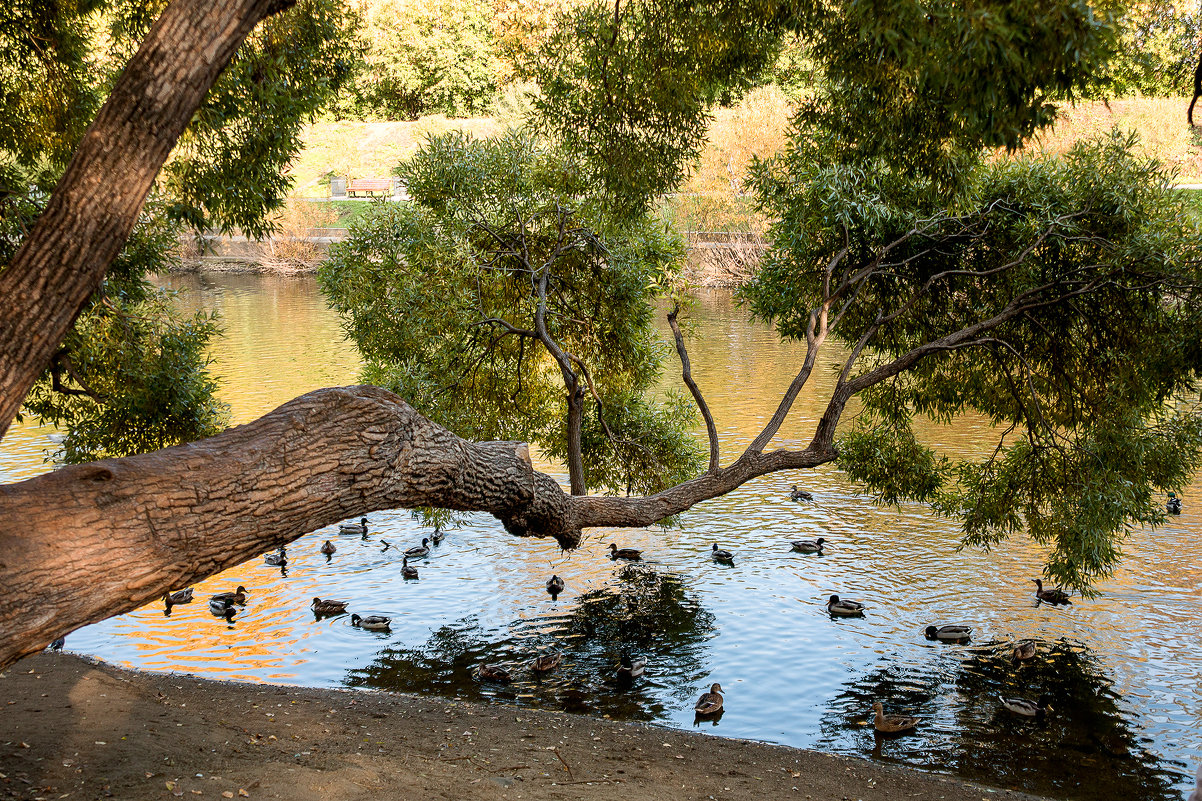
1092 0 1200 97
320 131 702 494
521 0 789 215
162 0 360 237
789 0 1109 188
0 0 104 171
22 291 230 464
747 128 1202 593
8 196 230 463
338 0 499 120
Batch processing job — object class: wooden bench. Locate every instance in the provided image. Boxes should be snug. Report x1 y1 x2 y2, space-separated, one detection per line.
347 178 393 197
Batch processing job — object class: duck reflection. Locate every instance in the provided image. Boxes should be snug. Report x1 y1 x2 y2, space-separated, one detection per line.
814 639 1184 801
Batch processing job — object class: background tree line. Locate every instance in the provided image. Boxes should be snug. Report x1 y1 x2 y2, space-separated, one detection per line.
330 0 1201 120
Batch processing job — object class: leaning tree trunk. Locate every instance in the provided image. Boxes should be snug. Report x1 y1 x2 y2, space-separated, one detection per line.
0 0 296 442
0 385 835 670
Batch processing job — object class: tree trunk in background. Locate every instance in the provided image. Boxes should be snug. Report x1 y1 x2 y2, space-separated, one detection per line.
0 0 295 442
1190 50 1202 126
566 383 586 495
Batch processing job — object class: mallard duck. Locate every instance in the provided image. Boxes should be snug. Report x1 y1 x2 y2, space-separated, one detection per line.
791 537 825 553
616 653 646 679
711 543 734 563
401 556 419 579
430 526 445 544
695 683 724 716
209 597 237 621
530 651 562 673
339 517 369 535
264 547 287 566
924 624 972 641
1032 579 1072 605
1013 639 1037 661
546 575 565 595
608 543 642 560
404 538 430 558
163 588 194 609
49 636 65 650
311 597 348 615
789 485 814 502
319 540 336 555
999 695 1052 717
1167 492 1183 514
826 594 865 616
475 663 512 683
350 613 391 631
209 585 248 611
872 702 918 734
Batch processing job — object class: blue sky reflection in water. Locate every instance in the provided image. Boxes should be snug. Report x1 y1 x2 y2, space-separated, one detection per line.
2 273 1199 800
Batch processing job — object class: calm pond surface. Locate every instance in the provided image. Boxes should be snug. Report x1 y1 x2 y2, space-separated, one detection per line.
3 272 1201 801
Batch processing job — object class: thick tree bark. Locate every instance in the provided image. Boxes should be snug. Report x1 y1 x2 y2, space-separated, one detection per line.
0 0 296 442
0 384 836 670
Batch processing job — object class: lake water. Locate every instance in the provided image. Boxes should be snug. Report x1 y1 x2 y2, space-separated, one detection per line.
3 272 1200 801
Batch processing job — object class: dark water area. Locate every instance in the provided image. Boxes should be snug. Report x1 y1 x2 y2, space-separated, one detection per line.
3 273 1199 801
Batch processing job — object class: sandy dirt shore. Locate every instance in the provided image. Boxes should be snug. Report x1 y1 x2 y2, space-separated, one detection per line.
0 652 1050 801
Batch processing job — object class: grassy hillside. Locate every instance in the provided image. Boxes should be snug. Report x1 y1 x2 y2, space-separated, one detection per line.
283 95 1202 233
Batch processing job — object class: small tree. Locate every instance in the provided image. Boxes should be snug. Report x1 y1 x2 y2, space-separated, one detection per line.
321 131 702 496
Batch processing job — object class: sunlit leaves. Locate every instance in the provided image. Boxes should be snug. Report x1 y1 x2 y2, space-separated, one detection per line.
22 290 230 464
757 130 1202 593
164 0 360 237
321 131 700 494
522 0 788 215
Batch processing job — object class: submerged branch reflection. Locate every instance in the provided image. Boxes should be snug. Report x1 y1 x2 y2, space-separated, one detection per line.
346 566 715 720
815 638 1185 801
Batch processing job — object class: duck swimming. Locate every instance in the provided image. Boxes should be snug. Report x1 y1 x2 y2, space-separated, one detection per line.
789 485 814 502
872 702 918 734
924 624 972 641
209 585 248 611
608 543 642 560
404 538 430 558
791 537 825 553
264 547 287 566
475 663 512 683
1168 492 1183 514
311 597 348 615
350 614 391 631
710 543 734 563
430 526 445 544
401 556 419 579
1032 579 1072 605
826 594 865 616
163 588 194 610
319 540 336 555
546 575 565 595
616 653 646 680
999 695 1052 717
339 517 369 535
1013 639 1037 661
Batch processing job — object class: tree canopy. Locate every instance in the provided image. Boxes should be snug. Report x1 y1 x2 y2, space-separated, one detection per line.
2 0 1202 669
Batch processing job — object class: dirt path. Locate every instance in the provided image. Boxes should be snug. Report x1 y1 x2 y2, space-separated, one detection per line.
1 653 1048 801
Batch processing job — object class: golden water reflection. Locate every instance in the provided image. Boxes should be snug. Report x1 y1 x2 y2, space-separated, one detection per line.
3 275 1200 800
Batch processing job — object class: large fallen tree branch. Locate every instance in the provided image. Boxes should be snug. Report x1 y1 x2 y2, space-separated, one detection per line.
0 384 838 669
